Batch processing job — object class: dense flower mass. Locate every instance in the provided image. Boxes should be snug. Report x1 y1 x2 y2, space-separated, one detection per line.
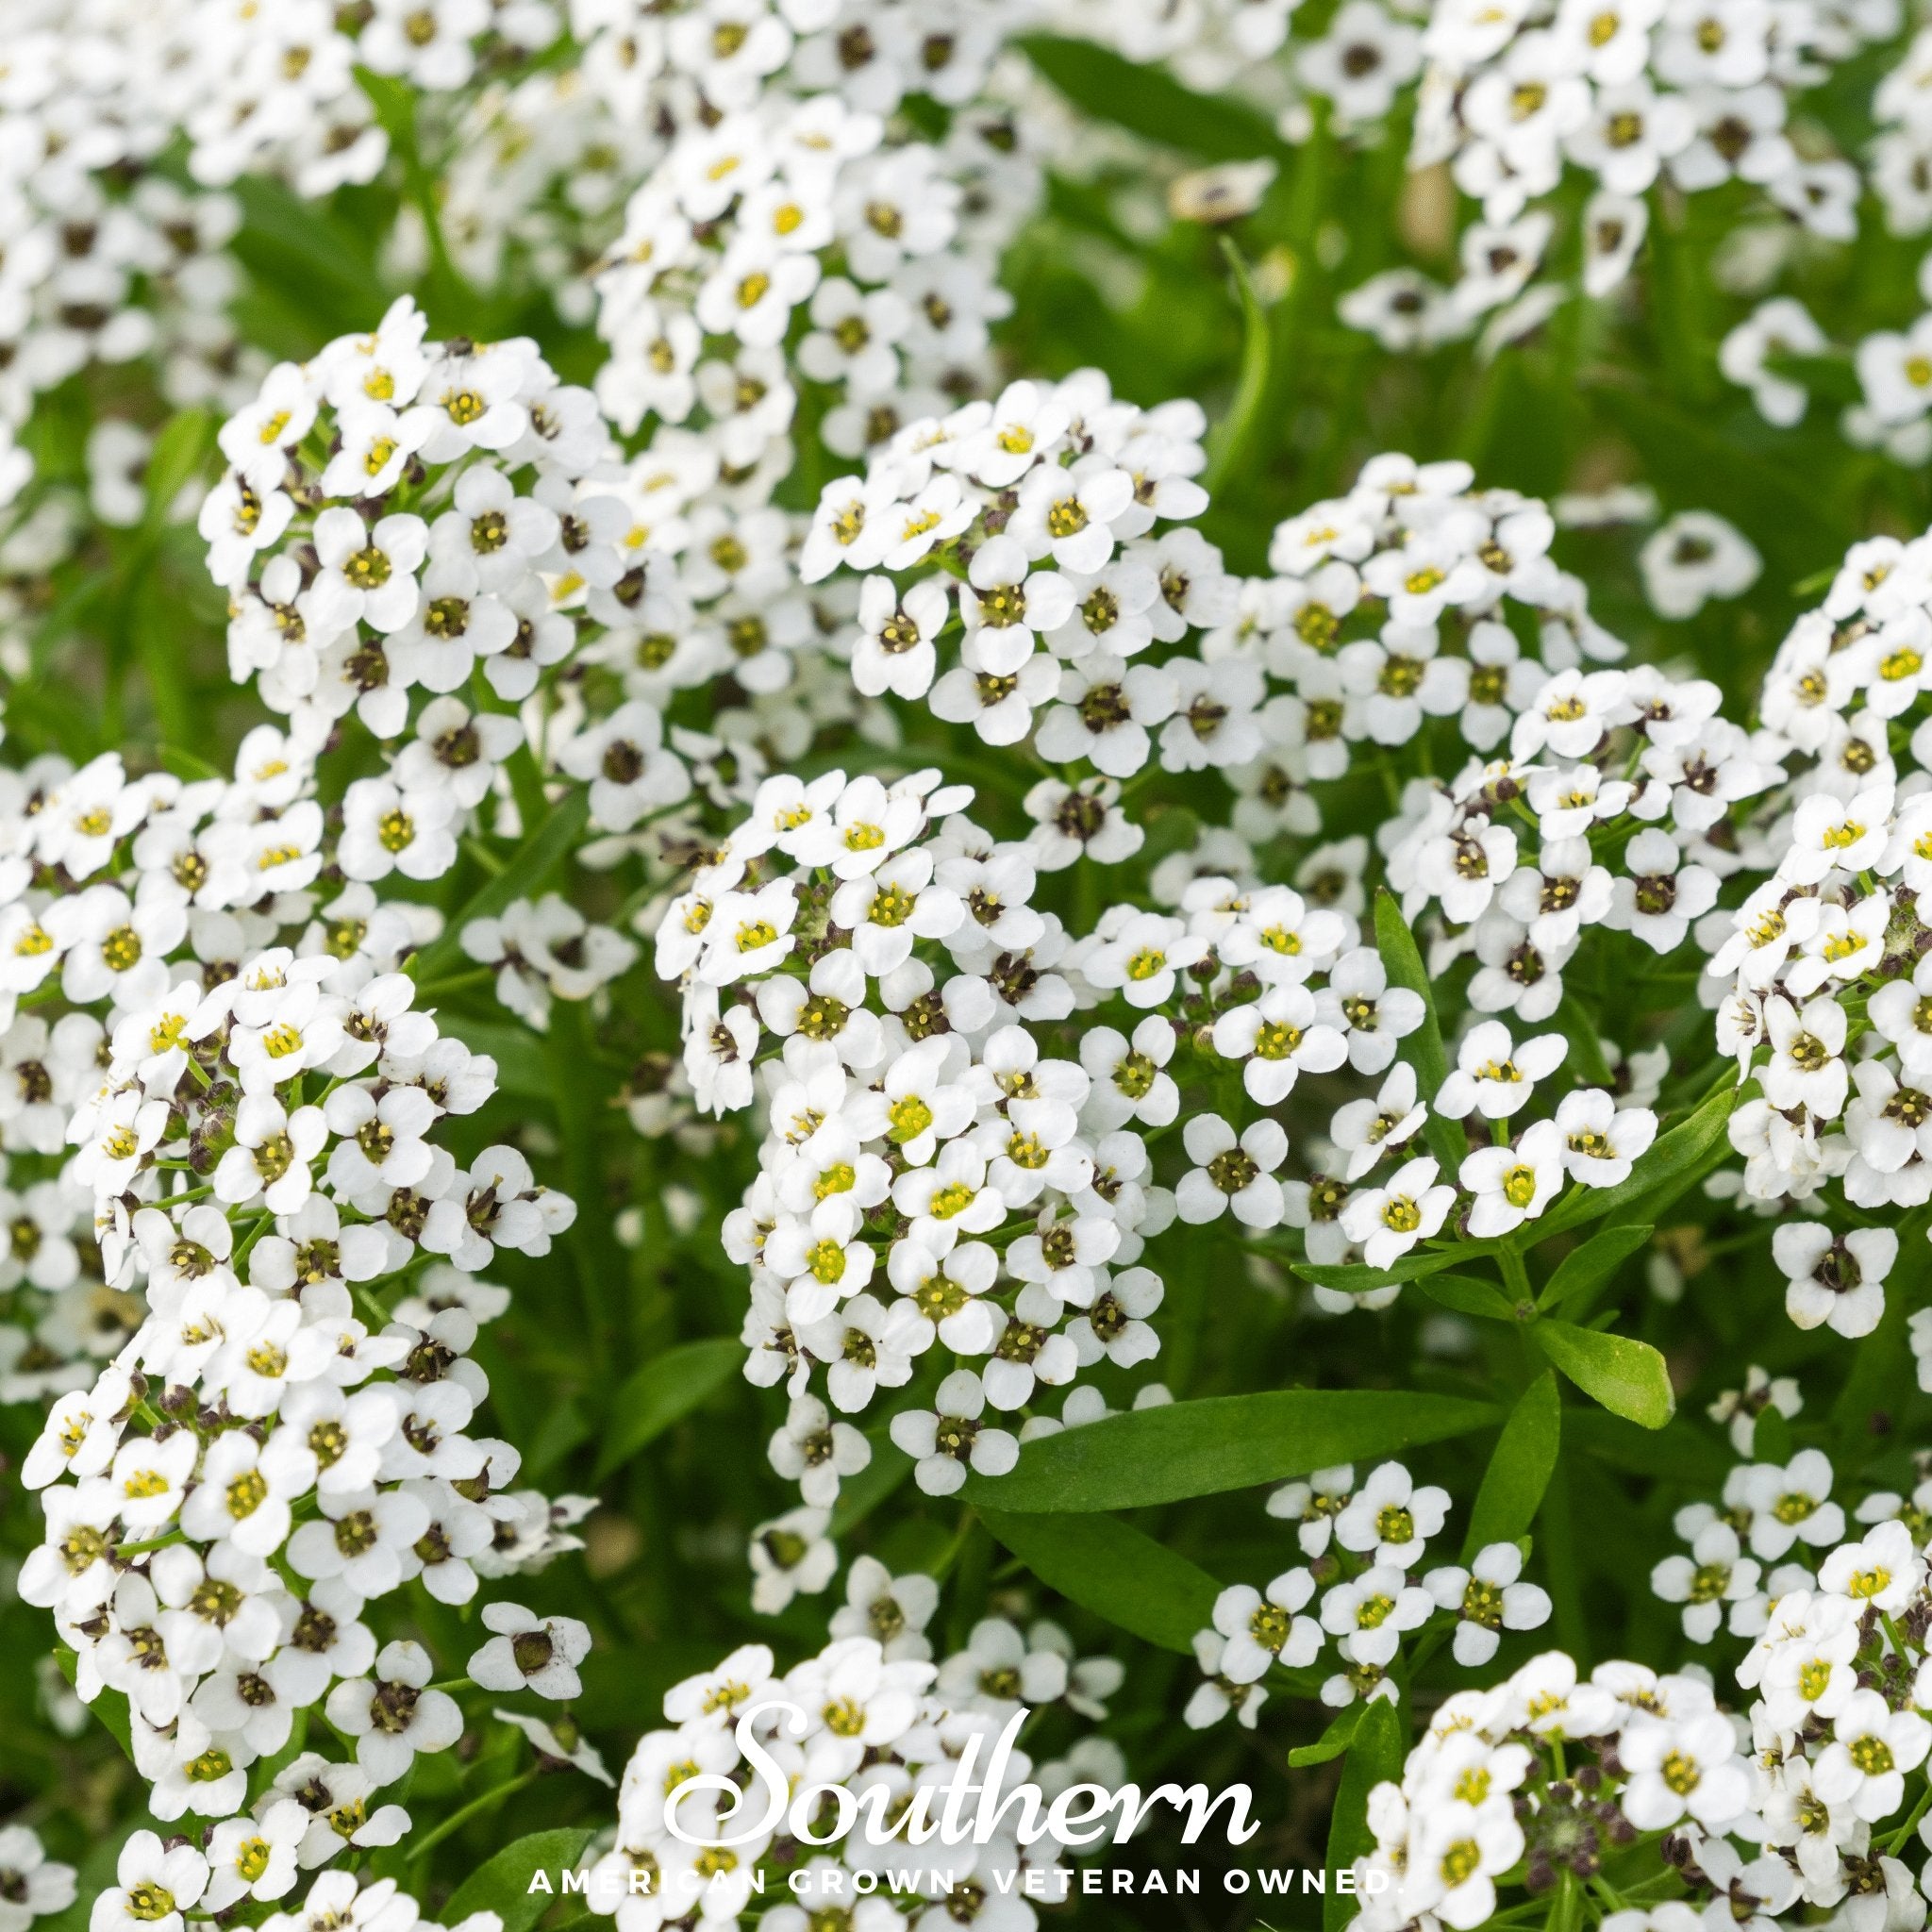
19 0 1932 1924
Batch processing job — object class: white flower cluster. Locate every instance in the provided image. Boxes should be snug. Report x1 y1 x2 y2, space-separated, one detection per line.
650 438 1826 1521
1720 27 1932 461
1648 1441 1861 1642
0 6 270 508
99 1851 503 1932
460 895 640 1033
586 0 1039 468
1697 526 1932 1336
654 766 1182 1511
1724 266 1932 465
1041 0 1898 350
0 717 595 1861
804 423 1652 834
587 1608 1124 1932
1349 1648 1761 1932
1358 0 1891 341
1189 1458 1552 1727
202 298 632 747
796 373 1236 769
1364 1500 1932 1932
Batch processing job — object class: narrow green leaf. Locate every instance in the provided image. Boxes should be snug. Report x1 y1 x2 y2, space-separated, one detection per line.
55 1645 133 1761
1373 889 1466 1176
1531 1083 1738 1241
1762 351 1861 408
142 408 215 523
592 1338 742 1481
1532 1320 1675 1429
1291 1247 1474 1291
1020 34 1287 161
442 1829 594 1932
1563 1408 1732 1483
1289 1703 1364 1768
436 1013 551 1102
980 1509 1221 1654
408 789 589 987
1324 1697 1405 1932
1537 1224 1654 1315
1204 242 1272 495
965 1389 1498 1512
1465 1371 1561 1555
1417 1274 1521 1321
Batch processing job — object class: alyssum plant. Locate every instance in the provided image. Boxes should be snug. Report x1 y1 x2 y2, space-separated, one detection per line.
14 0 1932 1929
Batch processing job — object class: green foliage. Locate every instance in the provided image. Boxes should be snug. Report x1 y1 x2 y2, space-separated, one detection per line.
1466 1372 1562 1554
592 1338 744 1481
979 1510 1223 1653
441 1830 596 1932
1323 1699 1404 1932
1531 1322 1676 1430
968 1391 1500 1510
1372 890 1464 1177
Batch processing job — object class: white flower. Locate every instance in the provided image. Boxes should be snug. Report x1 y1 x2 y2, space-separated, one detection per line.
1175 1114 1288 1229
1209 1573 1321 1683
92 1838 207 1932
321 1641 463 1788
1740 1450 1846 1559
1773 1224 1893 1338
1761 995 1850 1120
467 1603 591 1700
1427 1543 1553 1665
889 1369 1020 1496
767 1393 873 1506
1335 1461 1451 1567
1814 1689 1932 1823
1341 1156 1456 1270
1436 1020 1567 1120
1620 1708 1751 1830
1319 1562 1432 1666
1461 1119 1565 1237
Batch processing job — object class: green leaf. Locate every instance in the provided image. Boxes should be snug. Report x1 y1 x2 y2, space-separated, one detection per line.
55 1645 133 1760
1020 34 1286 161
1465 1371 1561 1555
980 1508 1221 1654
1532 1083 1739 1241
1373 890 1466 1176
1289 1703 1364 1768
1589 383 1843 575
1324 1697 1405 1932
1204 242 1272 495
965 1389 1498 1511
1532 1321 1675 1429
1537 1224 1654 1316
442 1829 595 1932
1763 351 1861 408
1417 1274 1522 1321
142 408 216 523
1563 1407 1732 1483
436 1013 552 1102
592 1338 743 1482
408 789 589 987
1291 1247 1474 1291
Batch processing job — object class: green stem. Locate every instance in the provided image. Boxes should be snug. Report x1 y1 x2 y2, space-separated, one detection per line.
1888 1777 1932 1853
1496 1245 1534 1303
408 1764 540 1865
